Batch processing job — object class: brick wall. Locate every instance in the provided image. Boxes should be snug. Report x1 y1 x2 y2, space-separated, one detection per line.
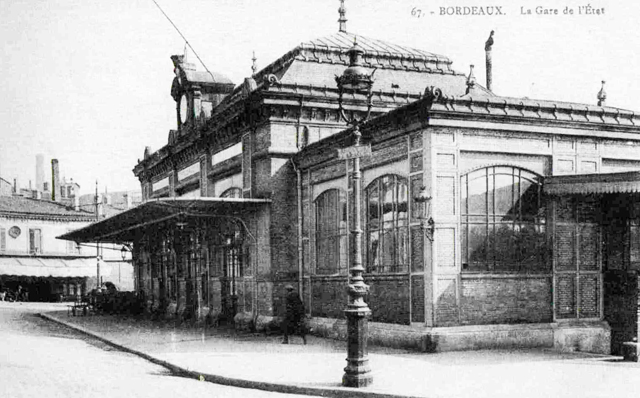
309 275 411 324
460 277 553 325
367 275 411 324
266 159 299 276
411 275 424 323
310 277 348 319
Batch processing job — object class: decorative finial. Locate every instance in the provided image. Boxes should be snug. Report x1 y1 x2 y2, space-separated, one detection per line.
347 37 363 67
466 64 476 94
597 80 607 106
251 51 257 76
338 0 347 33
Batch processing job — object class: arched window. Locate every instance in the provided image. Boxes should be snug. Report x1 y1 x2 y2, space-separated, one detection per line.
220 187 242 199
460 166 546 273
365 175 409 273
314 189 348 275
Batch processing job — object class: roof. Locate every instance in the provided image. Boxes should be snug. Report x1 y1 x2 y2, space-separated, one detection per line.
0 256 110 278
261 32 491 97
170 55 234 86
544 171 640 195
58 197 272 244
0 196 96 221
197 31 489 138
184 69 234 86
300 32 454 70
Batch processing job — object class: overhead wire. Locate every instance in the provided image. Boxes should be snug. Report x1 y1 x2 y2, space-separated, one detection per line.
150 0 216 82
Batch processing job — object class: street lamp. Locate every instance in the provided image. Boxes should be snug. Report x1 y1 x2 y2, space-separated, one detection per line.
335 38 376 388
121 245 128 261
415 186 435 241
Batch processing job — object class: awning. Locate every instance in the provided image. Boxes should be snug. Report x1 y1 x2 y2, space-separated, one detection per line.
57 197 271 244
544 171 640 196
0 257 109 278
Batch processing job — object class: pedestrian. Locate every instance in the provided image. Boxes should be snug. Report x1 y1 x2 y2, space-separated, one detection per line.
282 285 307 345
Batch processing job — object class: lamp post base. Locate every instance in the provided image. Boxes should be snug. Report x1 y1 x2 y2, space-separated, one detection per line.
342 307 373 388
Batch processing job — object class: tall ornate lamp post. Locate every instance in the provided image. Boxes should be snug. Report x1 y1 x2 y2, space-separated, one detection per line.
335 39 375 388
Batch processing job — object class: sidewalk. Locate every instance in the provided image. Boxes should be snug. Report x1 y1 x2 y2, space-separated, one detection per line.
42 311 639 398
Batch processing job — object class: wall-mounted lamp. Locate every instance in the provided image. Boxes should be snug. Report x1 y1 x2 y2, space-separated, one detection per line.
415 186 435 241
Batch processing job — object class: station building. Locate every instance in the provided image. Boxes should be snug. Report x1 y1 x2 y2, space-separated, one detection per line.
61 10 640 354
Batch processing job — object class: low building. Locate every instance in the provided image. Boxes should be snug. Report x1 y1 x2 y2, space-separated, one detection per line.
61 8 640 354
0 178 11 196
0 196 133 300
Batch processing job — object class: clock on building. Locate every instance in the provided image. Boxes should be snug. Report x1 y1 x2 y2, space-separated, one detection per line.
179 94 189 127
8 226 20 239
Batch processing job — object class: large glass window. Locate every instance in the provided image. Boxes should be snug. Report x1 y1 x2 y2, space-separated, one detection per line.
366 175 409 273
461 166 546 273
314 189 348 275
220 187 242 199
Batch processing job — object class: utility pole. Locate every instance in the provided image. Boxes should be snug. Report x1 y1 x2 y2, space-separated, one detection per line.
95 180 101 289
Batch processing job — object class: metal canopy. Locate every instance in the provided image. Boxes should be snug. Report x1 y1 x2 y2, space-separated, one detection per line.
544 171 640 196
56 197 271 244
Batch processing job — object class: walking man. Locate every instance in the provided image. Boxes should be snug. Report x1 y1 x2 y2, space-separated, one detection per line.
282 285 307 344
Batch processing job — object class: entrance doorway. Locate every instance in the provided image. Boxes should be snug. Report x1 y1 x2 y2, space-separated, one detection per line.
220 245 242 322
601 195 640 355
604 271 638 355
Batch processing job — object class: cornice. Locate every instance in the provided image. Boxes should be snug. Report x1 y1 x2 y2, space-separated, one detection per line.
427 93 640 132
0 211 96 223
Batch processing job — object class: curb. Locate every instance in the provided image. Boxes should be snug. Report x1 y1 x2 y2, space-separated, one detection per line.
39 313 424 398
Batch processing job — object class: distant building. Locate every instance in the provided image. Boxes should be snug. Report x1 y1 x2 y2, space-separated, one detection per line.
0 178 11 196
78 190 143 219
0 194 134 301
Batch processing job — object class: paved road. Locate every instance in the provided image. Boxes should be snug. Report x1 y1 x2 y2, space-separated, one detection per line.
0 302 316 398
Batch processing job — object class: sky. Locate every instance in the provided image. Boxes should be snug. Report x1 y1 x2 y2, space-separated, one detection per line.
0 0 637 194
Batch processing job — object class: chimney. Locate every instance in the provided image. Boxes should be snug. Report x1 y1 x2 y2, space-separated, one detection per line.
51 159 60 201
35 154 44 192
13 178 17 193
485 30 495 92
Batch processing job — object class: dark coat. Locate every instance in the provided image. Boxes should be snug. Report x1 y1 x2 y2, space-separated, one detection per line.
284 290 305 333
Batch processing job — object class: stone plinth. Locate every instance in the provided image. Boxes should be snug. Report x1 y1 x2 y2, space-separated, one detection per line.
622 342 639 362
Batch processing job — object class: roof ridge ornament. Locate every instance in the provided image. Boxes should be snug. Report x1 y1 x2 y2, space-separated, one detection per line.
338 0 347 33
465 64 476 95
251 51 257 76
424 86 443 105
597 80 607 106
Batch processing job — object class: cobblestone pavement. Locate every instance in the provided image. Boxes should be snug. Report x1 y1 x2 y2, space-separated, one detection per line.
42 307 640 398
0 302 317 398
